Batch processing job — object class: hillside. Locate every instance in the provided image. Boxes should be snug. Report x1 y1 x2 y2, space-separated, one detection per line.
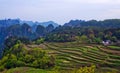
41 42 120 72
0 19 120 73
1 40 120 73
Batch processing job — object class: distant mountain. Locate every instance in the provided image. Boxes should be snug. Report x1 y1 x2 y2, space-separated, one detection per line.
0 19 59 50
0 19 59 28
20 20 59 27
64 20 85 27
20 20 59 32
38 21 59 27
20 20 35 26
0 19 20 27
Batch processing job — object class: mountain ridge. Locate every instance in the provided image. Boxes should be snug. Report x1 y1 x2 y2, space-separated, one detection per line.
0 19 59 27
64 19 120 28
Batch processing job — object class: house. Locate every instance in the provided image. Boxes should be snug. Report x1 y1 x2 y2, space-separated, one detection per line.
102 40 111 45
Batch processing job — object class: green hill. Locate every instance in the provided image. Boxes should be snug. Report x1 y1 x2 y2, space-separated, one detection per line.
0 41 120 73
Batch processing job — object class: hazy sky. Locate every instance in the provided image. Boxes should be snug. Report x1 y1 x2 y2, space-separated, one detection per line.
0 0 120 24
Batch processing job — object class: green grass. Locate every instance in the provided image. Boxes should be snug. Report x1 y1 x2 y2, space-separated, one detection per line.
1 67 59 73
1 67 46 73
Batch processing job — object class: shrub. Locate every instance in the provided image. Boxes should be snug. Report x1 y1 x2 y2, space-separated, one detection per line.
75 65 96 73
16 61 25 67
0 65 4 71
35 38 45 44
24 55 34 63
5 59 17 69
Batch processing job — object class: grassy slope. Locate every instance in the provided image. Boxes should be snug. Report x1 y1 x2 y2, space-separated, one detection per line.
43 42 120 72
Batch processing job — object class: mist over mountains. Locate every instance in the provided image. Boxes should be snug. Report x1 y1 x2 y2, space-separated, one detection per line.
0 19 59 27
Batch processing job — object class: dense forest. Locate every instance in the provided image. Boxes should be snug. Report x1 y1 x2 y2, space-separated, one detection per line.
0 19 120 44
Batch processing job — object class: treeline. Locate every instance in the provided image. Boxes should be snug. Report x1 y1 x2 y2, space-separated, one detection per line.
45 19 120 43
45 26 120 44
64 19 120 28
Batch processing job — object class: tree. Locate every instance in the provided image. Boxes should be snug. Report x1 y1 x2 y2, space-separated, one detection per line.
111 36 117 42
94 38 102 44
35 38 45 44
80 35 88 42
24 55 33 63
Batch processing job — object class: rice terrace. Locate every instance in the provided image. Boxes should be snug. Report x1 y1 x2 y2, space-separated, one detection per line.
0 0 120 73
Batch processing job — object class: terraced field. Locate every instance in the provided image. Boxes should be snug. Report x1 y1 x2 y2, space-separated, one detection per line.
27 42 120 72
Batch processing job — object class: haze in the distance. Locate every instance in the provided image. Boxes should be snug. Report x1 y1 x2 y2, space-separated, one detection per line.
0 0 120 24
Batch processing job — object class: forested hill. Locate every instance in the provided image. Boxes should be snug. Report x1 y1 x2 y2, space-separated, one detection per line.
0 19 59 48
64 19 120 28
0 19 120 49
